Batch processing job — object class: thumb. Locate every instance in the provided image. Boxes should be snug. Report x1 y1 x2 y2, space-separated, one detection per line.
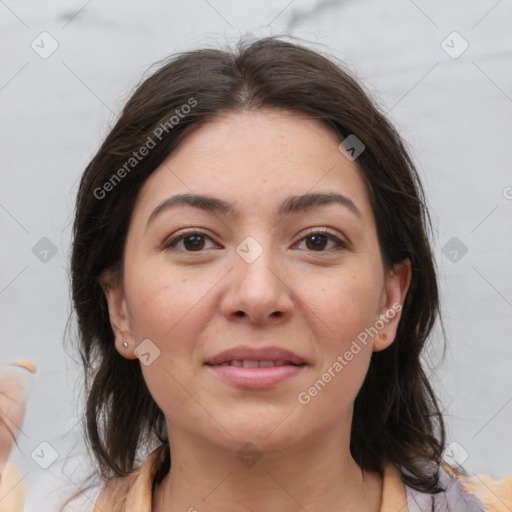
0 361 36 476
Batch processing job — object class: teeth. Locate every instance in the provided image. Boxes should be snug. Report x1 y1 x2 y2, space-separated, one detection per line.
213 360 298 367
242 359 259 368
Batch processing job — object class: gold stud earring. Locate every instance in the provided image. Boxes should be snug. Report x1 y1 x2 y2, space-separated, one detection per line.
379 333 387 341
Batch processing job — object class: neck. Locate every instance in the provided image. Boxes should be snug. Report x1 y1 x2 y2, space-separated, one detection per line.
152 423 383 512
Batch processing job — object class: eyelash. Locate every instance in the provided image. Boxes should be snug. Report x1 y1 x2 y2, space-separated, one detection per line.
162 228 349 253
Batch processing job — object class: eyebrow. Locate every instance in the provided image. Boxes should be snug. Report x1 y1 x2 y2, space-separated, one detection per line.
147 191 361 227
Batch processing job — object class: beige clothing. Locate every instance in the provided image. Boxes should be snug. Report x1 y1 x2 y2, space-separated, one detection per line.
93 444 512 512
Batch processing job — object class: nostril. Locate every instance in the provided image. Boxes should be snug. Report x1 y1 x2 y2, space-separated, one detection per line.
235 311 245 317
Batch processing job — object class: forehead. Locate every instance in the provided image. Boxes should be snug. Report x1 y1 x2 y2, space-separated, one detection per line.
133 109 374 223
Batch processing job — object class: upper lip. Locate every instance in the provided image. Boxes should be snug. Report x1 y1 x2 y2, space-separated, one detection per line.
205 346 306 366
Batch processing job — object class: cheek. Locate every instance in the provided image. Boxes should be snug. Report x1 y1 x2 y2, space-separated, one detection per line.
295 274 378 428
306 267 382 344
124 267 214 424
122 260 218 406
296 267 380 395
123 257 213 343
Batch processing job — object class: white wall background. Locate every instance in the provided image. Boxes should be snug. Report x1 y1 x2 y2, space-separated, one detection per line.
1 0 511 510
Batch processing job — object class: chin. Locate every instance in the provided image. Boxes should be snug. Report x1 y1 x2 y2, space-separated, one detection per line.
211 410 305 451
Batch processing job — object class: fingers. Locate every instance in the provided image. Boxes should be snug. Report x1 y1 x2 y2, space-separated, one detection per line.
12 361 37 374
0 362 36 476
0 463 25 512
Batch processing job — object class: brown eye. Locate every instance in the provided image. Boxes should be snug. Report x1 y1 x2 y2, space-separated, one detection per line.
179 234 206 251
164 230 217 252
295 230 348 252
307 234 328 250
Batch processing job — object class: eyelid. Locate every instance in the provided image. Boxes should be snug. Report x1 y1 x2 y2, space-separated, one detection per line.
299 226 341 239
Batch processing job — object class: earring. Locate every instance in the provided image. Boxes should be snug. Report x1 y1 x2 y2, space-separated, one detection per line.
379 333 387 341
122 341 129 349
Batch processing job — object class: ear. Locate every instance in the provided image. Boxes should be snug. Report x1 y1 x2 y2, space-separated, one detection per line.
99 270 137 360
372 258 412 352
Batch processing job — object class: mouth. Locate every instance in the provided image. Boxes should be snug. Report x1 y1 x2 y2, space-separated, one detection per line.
205 346 306 367
206 360 305 368
204 346 307 389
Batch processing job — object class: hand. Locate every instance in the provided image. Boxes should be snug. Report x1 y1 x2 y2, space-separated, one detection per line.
0 361 36 511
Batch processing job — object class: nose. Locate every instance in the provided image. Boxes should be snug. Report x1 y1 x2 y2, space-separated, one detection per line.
220 241 294 325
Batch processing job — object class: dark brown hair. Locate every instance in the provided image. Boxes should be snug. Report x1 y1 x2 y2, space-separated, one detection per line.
70 35 449 495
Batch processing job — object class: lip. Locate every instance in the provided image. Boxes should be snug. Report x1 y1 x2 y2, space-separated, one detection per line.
204 345 307 389
205 346 306 366
206 364 305 389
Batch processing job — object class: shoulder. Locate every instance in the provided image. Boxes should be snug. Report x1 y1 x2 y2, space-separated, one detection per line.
443 464 512 512
94 445 169 512
402 462 512 512
383 461 512 512
94 473 133 512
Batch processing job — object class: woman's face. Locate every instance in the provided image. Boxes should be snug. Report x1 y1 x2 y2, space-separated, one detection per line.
103 109 410 454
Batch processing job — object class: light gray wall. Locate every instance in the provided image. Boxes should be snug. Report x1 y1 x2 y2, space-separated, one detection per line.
1 1 511 510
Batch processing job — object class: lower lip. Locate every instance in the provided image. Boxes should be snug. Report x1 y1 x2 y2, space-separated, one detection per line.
205 364 305 389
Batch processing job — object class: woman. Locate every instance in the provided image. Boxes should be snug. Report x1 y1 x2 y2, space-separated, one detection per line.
69 36 511 511
0 361 36 512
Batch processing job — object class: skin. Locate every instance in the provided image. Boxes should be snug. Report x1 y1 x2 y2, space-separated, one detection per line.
101 109 411 512
0 361 35 510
